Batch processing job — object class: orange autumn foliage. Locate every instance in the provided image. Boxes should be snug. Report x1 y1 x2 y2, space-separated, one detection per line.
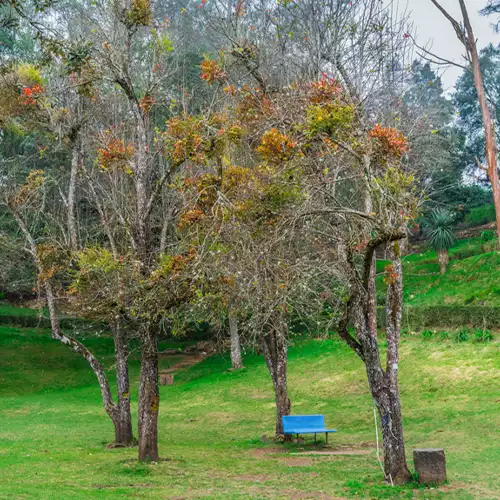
369 124 409 157
257 129 298 163
97 133 135 172
200 59 227 85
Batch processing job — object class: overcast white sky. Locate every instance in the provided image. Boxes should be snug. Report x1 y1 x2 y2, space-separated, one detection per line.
401 0 500 91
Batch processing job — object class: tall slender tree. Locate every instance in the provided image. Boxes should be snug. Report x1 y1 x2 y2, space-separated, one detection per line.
430 0 500 245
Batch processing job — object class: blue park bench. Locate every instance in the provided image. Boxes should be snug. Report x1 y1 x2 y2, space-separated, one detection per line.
282 415 337 444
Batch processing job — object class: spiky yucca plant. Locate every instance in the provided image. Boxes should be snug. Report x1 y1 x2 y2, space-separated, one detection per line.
427 209 456 274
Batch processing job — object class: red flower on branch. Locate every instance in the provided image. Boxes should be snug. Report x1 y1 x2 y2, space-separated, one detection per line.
22 84 44 105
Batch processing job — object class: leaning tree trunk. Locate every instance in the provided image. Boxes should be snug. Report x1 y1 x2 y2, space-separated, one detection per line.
433 0 500 245
111 319 135 446
228 304 243 370
137 325 159 461
261 328 291 438
44 281 123 433
10 207 123 443
437 249 449 275
432 0 500 246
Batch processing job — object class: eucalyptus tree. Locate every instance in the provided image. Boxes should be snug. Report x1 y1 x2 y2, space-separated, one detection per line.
430 0 500 245
454 44 500 180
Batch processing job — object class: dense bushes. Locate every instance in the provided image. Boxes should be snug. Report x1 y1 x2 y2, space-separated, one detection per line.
463 204 496 227
377 305 500 329
0 314 95 331
452 239 497 260
418 327 494 342
0 305 100 332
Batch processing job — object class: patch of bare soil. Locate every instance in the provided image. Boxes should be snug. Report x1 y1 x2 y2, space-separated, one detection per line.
250 447 287 458
351 441 374 448
292 449 372 456
279 457 313 466
435 482 470 493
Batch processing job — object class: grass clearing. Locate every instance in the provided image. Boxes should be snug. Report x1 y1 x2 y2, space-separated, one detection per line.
0 326 499 498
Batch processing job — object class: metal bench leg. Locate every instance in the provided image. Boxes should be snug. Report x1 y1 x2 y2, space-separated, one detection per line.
314 433 317 443
326 432 328 445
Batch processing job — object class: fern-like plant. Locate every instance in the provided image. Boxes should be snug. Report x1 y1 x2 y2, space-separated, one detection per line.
426 209 456 274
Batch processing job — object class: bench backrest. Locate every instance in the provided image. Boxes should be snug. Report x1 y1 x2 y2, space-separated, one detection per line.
282 415 326 433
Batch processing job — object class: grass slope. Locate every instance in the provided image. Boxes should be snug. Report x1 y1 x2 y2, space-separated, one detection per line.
0 326 499 499
377 237 500 307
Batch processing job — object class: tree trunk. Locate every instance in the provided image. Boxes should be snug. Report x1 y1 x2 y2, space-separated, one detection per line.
371 377 411 484
353 307 411 485
261 329 291 438
111 320 135 446
68 134 82 250
437 249 449 275
343 237 411 485
228 304 243 370
433 1 500 245
130 105 159 461
116 75 162 462
138 325 159 461
367 252 378 335
432 0 500 247
382 241 412 484
364 175 378 338
273 365 291 437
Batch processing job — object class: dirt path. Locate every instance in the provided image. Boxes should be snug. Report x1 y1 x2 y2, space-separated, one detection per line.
160 354 206 375
159 341 216 383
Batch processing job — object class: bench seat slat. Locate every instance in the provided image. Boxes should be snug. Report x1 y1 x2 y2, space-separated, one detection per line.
282 415 336 435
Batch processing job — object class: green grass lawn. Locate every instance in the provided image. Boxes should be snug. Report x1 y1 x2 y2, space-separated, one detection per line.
0 326 499 499
377 237 500 307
